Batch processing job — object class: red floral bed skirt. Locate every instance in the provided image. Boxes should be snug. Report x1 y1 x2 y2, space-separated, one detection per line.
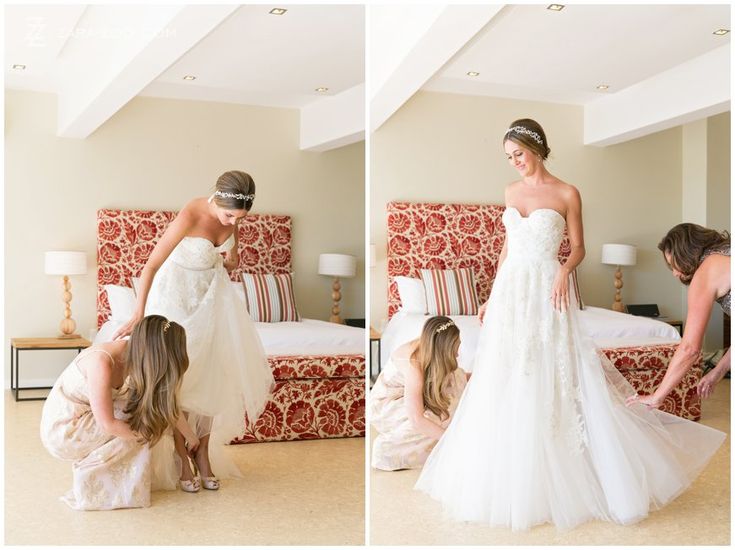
232 354 366 444
602 344 702 421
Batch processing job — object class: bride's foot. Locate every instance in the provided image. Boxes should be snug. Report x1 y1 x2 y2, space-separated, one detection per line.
194 449 220 491
179 456 200 493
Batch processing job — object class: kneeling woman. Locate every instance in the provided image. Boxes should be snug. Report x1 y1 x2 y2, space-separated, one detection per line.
370 316 468 471
40 315 197 510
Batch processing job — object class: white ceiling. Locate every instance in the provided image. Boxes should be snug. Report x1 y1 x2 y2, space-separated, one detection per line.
142 4 365 108
5 4 365 109
424 4 731 105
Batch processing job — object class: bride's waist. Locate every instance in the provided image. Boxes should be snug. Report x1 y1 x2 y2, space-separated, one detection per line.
505 253 559 264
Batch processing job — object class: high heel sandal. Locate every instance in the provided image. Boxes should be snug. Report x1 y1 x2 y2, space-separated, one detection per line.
179 456 201 493
193 455 220 491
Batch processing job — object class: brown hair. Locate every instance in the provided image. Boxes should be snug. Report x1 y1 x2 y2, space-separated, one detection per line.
212 170 256 211
658 223 730 285
411 316 461 420
503 118 551 160
124 315 189 446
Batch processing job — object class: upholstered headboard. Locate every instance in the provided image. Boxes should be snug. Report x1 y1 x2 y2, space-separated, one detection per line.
96 208 292 328
386 201 573 318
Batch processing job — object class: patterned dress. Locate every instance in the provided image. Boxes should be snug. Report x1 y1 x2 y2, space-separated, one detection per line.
701 244 731 315
370 343 467 471
40 349 151 510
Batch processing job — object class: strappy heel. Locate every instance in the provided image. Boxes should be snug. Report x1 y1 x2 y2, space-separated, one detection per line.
179 456 200 493
193 454 220 491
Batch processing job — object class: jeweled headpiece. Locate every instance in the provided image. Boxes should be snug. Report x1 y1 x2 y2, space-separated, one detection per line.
436 320 455 333
505 125 543 145
214 190 255 201
162 320 171 333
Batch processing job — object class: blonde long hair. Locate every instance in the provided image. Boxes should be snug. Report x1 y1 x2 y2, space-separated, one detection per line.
411 316 461 421
124 315 189 446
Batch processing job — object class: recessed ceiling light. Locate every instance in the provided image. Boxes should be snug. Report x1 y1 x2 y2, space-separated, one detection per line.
467 71 480 77
596 84 609 91
270 8 287 15
12 64 26 71
713 28 730 36
547 4 565 11
183 75 196 81
315 87 329 93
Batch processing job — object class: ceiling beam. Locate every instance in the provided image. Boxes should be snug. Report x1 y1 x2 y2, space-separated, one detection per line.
56 5 238 138
370 4 504 133
584 45 730 146
300 84 365 152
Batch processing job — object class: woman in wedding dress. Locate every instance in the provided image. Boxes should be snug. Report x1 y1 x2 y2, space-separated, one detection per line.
113 170 274 492
414 119 726 531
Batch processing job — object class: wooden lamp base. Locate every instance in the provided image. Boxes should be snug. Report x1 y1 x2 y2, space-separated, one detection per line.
58 275 81 339
330 277 344 324
611 266 626 313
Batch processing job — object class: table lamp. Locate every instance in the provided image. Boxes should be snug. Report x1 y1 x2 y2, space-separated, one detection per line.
45 251 87 338
601 244 637 312
318 253 356 324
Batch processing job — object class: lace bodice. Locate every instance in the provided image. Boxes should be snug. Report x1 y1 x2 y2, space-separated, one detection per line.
502 207 566 262
168 235 234 271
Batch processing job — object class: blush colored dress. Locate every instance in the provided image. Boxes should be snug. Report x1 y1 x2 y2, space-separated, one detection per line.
370 343 467 471
40 349 151 510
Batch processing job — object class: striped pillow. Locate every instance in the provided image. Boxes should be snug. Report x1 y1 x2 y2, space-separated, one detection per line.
241 273 301 322
419 268 479 315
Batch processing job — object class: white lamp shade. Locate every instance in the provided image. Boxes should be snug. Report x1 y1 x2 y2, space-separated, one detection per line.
318 253 356 277
601 244 637 266
45 251 87 275
369 244 376 268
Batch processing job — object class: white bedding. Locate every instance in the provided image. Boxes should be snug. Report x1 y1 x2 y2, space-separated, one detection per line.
380 307 680 372
96 318 365 356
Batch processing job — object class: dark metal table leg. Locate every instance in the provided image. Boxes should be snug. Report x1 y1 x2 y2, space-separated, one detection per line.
14 347 19 401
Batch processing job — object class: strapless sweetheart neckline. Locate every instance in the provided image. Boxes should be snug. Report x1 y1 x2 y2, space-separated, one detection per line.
505 206 565 222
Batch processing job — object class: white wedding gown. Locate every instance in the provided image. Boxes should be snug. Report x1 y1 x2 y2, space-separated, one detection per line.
415 207 726 531
146 235 275 488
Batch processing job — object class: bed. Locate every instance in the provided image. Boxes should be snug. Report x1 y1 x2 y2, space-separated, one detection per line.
384 201 703 420
96 208 365 443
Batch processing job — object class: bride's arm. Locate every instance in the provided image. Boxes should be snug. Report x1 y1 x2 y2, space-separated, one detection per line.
552 186 585 312
223 221 240 272
112 206 194 339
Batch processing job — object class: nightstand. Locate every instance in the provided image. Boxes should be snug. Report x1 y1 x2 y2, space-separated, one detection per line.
659 319 683 336
10 337 92 401
370 327 381 381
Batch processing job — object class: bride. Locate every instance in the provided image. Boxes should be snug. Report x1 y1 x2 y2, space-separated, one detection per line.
113 170 274 492
415 119 726 530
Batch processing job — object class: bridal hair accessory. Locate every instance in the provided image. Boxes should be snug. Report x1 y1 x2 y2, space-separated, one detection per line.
436 320 455 333
505 126 543 145
214 190 255 201
162 320 171 333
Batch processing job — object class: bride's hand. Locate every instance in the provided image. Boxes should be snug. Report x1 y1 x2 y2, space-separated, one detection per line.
112 313 143 340
551 269 570 313
478 301 488 324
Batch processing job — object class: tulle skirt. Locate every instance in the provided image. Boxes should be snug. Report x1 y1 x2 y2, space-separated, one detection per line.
415 256 726 531
145 259 274 488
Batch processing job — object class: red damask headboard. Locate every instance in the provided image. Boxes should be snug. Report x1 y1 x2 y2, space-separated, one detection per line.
386 201 572 318
96 208 292 328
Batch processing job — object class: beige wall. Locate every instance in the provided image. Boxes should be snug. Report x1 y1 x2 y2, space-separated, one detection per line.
5 90 364 386
371 91 729 350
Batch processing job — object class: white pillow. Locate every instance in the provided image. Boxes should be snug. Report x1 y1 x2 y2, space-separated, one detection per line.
104 284 136 321
231 280 246 303
395 276 427 314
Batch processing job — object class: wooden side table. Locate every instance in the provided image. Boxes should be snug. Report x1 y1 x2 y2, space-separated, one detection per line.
10 337 92 401
370 327 381 381
659 319 683 336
